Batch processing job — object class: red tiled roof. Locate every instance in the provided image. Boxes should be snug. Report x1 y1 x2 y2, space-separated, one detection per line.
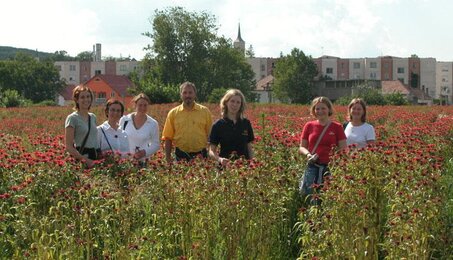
381 80 410 95
86 74 134 97
256 75 274 91
59 84 76 100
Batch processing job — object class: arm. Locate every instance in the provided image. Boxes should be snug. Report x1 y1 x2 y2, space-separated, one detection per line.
143 120 160 158
65 126 94 168
247 143 254 159
298 139 312 158
165 139 173 163
209 143 229 166
338 139 347 150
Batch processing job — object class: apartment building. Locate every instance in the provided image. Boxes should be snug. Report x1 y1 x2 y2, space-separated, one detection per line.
436 62 453 104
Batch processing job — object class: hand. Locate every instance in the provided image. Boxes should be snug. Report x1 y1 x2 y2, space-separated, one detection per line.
218 157 230 167
307 153 319 164
85 159 95 168
133 149 146 159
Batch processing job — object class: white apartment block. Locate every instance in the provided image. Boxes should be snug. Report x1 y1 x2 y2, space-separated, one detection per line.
364 58 381 80
420 58 436 98
349 58 365 80
55 60 138 85
322 56 338 80
393 58 409 84
436 62 453 104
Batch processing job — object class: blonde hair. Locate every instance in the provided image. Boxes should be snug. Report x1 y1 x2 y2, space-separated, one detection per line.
347 98 367 122
72 84 94 110
310 96 334 117
132 93 151 105
220 89 246 120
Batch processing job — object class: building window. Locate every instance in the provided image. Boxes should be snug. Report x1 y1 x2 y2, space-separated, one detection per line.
111 92 115 97
369 62 377 68
398 78 405 84
397 67 405 73
120 65 127 71
98 92 106 99
442 78 448 82
95 70 102 75
326 68 333 74
383 63 389 69
353 62 360 69
384 73 389 80
69 77 73 81
370 72 376 79
412 63 417 69
69 65 76 71
260 64 265 71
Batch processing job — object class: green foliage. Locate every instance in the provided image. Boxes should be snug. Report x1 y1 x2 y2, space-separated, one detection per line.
272 48 317 104
130 76 179 104
0 89 28 107
384 92 409 105
142 7 255 102
208 87 228 104
75 51 93 61
0 46 54 60
0 53 64 103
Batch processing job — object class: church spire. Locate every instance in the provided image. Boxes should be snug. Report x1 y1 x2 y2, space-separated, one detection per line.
234 23 245 55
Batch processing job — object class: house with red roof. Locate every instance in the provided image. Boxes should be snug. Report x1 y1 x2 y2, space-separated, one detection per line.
381 80 432 105
56 84 76 106
84 74 135 107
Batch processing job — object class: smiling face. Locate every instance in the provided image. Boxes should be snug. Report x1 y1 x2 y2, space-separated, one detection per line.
314 102 330 120
180 84 196 107
226 95 242 116
107 103 123 123
135 98 149 114
350 103 365 122
76 90 92 110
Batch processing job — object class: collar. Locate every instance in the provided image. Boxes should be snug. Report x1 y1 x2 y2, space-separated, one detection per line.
177 102 202 112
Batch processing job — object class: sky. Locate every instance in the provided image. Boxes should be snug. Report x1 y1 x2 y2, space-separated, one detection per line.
2 0 453 61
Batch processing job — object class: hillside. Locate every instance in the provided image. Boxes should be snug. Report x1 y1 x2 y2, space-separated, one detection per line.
0 46 55 60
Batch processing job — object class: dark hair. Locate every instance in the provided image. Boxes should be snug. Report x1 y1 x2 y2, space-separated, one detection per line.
72 84 94 110
347 98 367 122
104 99 125 118
179 81 197 94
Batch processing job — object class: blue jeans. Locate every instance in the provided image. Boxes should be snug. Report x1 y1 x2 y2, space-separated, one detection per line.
300 163 329 204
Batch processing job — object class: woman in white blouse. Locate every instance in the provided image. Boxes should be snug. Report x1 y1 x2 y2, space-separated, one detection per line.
344 98 376 148
119 93 160 166
97 99 130 158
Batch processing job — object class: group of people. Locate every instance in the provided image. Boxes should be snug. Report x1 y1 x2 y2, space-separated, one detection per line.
299 96 375 204
64 81 254 168
65 82 375 199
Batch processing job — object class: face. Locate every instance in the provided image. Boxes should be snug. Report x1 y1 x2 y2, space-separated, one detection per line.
180 85 196 106
135 98 149 114
350 103 364 121
226 95 242 115
77 91 92 110
314 102 330 119
107 103 122 122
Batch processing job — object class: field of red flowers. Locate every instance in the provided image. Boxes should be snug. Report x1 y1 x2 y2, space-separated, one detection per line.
0 104 452 259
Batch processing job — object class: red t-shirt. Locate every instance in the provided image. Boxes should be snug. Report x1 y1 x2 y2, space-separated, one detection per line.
301 121 346 164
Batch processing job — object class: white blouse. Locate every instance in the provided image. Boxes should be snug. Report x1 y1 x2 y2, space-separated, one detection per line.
344 122 376 148
97 121 130 158
119 114 160 159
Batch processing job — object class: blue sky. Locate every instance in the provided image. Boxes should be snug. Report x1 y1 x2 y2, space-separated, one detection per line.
2 0 453 61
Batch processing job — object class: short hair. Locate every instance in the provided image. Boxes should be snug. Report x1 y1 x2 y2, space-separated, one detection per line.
104 99 125 118
72 84 94 110
132 93 151 105
310 96 334 117
220 89 246 120
179 81 197 94
347 98 367 122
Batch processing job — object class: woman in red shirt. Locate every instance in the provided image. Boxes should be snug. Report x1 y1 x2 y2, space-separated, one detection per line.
299 97 347 204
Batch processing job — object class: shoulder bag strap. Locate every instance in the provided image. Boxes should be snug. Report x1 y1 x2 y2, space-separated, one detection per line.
310 121 331 154
78 115 91 153
100 128 114 152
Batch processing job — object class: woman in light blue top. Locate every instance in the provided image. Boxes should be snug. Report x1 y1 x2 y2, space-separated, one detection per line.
344 98 376 148
97 99 130 158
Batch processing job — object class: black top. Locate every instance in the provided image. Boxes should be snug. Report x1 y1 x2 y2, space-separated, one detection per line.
209 118 254 159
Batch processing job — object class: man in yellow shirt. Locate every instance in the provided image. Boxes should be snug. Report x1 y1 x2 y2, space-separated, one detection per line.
162 81 213 162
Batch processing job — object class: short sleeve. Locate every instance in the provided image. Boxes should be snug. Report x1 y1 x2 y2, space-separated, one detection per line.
162 110 175 140
301 122 311 141
246 119 254 143
65 114 76 129
367 124 376 141
208 120 221 145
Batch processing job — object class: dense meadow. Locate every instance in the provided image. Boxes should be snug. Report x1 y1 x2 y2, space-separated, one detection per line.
0 103 452 259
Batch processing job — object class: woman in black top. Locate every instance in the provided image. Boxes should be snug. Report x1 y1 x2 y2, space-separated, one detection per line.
209 89 254 166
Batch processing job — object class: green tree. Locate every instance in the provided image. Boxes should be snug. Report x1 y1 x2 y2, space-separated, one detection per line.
75 51 93 61
384 92 409 105
246 44 255 58
272 48 318 103
0 53 64 103
142 7 255 102
208 87 228 103
1 89 24 107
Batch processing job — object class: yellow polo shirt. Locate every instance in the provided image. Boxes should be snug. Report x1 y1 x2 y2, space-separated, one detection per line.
162 103 213 152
